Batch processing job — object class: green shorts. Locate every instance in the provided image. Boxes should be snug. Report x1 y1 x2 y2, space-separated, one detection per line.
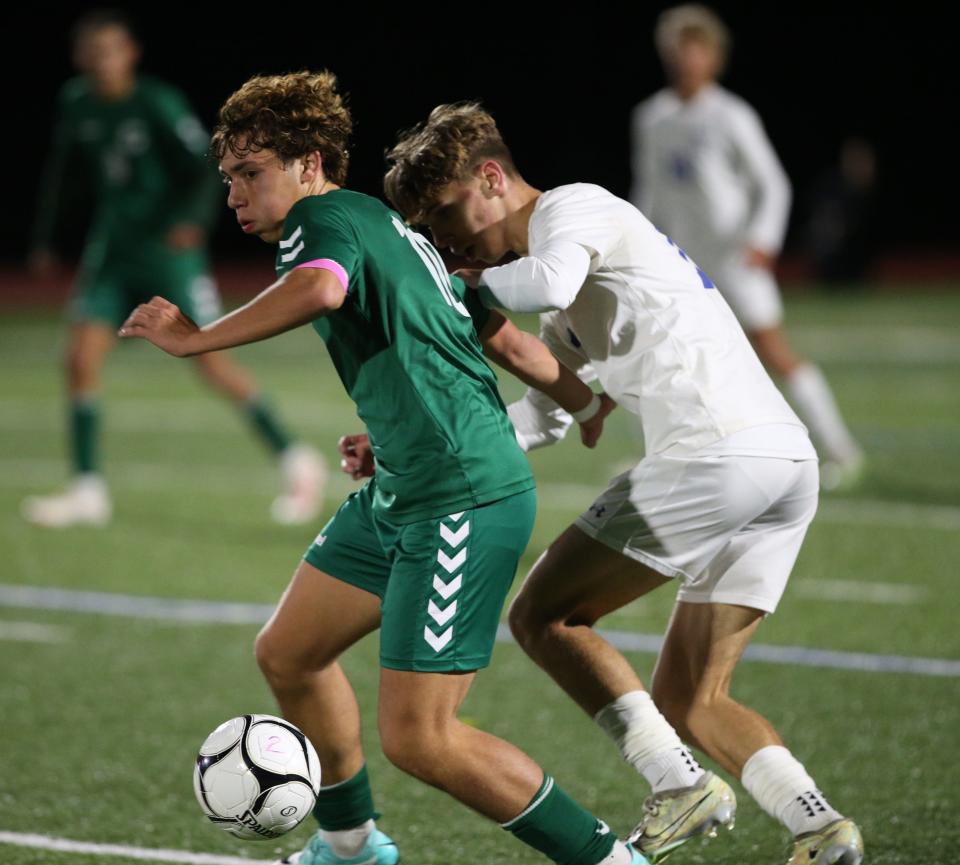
70 240 223 328
304 482 537 672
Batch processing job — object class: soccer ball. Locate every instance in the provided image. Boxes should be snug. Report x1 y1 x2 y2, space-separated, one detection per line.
193 714 321 840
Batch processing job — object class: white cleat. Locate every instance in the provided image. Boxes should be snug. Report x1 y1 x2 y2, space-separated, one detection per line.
271 445 328 525
628 771 736 863
787 818 864 865
21 475 112 528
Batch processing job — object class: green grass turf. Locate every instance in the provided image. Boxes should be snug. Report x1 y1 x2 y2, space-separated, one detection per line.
1 290 958 864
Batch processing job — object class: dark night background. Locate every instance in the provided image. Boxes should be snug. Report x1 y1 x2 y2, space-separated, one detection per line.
5 4 957 270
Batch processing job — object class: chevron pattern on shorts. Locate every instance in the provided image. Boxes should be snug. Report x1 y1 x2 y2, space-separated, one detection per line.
424 512 470 653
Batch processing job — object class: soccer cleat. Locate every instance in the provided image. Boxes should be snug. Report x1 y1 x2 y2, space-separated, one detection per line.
787 818 863 865
21 475 112 528
279 828 399 865
272 445 328 525
626 842 652 865
627 771 736 863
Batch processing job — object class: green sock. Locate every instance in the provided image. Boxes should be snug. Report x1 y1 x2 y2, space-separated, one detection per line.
312 764 378 831
70 398 100 475
503 775 616 865
244 396 292 455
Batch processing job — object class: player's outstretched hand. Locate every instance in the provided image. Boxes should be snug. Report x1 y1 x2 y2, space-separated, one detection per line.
578 392 617 448
118 296 201 357
338 433 375 480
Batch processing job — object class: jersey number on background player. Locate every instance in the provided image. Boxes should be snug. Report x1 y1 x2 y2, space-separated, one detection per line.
391 216 471 318
665 236 716 289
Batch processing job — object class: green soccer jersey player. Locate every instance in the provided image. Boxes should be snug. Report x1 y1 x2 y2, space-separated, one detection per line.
23 9 325 528
120 71 645 865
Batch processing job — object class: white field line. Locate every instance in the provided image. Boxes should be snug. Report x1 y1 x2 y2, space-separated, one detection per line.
0 831 270 864
0 583 957 678
0 620 70 643
3 457 960 532
790 578 928 605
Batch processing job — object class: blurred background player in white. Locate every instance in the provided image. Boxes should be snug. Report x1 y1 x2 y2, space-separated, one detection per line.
22 8 325 528
385 102 864 865
631 4 863 490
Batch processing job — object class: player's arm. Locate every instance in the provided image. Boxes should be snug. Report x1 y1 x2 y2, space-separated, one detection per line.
729 103 792 264
152 85 222 244
480 311 613 449
119 267 345 356
465 238 592 313
30 88 76 271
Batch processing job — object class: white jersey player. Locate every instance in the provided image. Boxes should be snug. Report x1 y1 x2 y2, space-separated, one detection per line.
384 103 864 865
631 4 863 490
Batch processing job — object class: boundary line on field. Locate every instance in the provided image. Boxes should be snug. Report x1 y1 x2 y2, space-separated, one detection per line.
2 583 957 678
0 831 270 865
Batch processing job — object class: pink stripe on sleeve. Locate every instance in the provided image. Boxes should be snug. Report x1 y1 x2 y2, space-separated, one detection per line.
294 258 349 292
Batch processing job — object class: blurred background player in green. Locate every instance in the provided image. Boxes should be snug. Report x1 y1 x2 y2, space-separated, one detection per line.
23 9 326 528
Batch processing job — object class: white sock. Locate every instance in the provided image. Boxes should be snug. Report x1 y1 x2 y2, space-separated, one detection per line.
320 817 375 858
595 690 705 793
594 840 634 865
741 745 842 836
785 364 860 464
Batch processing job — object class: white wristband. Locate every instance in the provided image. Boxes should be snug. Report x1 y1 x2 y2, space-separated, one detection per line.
571 393 601 423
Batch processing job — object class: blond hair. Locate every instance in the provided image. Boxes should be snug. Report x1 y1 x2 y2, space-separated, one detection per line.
211 71 352 186
384 102 517 224
655 4 731 67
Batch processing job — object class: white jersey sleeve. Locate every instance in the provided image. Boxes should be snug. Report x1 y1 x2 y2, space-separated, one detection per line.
478 189 624 312
629 99 660 220
479 240 590 312
726 102 792 253
507 312 598 451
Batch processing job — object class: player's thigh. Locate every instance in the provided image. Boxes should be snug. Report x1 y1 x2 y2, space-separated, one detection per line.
259 486 388 669
512 524 670 628
570 454 773 608
675 458 819 614
377 667 476 744
652 600 765 704
141 249 223 326
259 559 382 672
713 258 784 332
65 320 116 386
378 489 536 674
69 260 129 332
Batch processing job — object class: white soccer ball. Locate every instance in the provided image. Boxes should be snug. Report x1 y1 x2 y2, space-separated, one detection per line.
193 714 321 841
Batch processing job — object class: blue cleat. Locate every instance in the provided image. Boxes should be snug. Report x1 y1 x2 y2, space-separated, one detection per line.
279 828 400 865
627 842 653 864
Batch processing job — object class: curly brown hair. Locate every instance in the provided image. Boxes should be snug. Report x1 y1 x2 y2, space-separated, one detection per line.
211 71 352 186
384 102 517 224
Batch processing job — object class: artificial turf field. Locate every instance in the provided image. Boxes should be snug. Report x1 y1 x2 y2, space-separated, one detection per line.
1 288 958 865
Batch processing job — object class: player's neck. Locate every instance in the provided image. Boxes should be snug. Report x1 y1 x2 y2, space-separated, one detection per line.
673 79 712 102
93 74 137 102
504 182 541 255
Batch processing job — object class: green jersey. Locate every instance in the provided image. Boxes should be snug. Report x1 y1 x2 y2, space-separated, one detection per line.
276 190 534 524
33 75 221 254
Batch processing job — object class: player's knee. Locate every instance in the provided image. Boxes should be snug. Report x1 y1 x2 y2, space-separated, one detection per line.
379 717 447 782
254 629 319 689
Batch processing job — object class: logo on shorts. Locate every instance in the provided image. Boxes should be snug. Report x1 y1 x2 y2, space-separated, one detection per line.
424 512 468 653
314 533 327 547
589 503 607 518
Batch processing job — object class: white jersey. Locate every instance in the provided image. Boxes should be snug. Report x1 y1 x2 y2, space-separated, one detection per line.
630 83 791 268
482 183 813 458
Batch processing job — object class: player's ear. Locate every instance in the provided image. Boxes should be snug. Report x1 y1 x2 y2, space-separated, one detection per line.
477 160 506 198
301 150 324 185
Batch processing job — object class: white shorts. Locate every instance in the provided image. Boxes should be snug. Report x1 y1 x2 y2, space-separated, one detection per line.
711 256 784 331
574 453 819 613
